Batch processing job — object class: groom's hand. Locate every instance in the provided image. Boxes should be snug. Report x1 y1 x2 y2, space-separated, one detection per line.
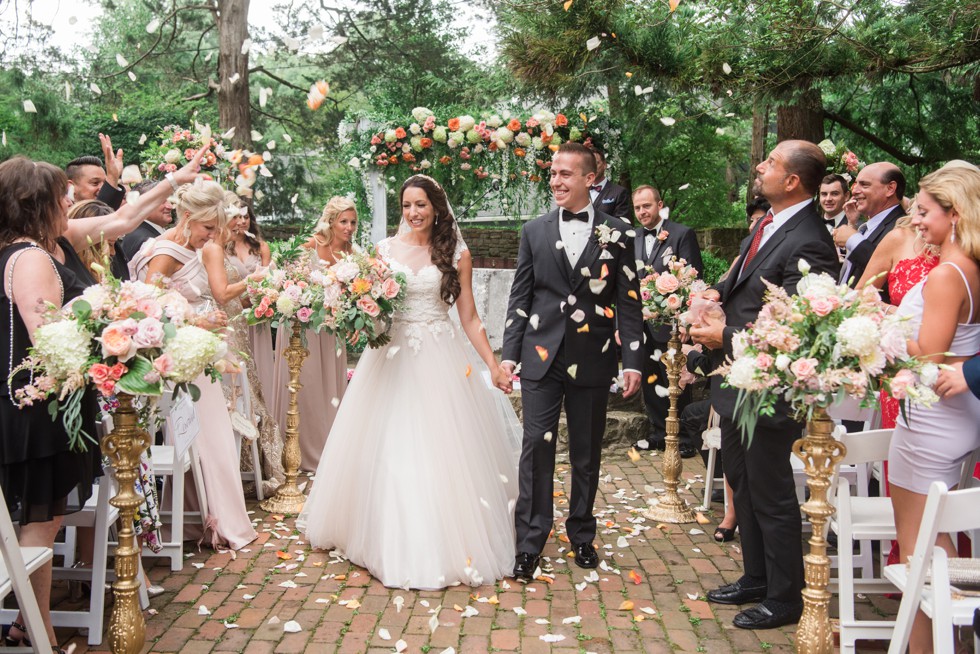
621 371 641 398
690 312 726 350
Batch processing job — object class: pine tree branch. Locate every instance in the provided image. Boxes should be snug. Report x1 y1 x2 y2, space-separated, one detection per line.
823 109 930 165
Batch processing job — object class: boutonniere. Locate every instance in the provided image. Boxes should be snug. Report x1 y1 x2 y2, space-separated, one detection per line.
657 230 669 242
594 223 622 248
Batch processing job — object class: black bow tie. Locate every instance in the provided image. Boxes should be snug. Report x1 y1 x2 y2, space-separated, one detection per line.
644 227 661 236
562 210 590 222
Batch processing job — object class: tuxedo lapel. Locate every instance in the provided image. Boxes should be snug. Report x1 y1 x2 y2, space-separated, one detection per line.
570 221 603 293
728 214 798 293
545 211 572 283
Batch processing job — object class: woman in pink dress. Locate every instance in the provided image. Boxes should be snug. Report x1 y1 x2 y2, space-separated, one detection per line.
130 181 257 551
272 197 353 471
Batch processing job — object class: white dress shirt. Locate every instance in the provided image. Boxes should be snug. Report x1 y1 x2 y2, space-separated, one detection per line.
738 198 812 280
558 204 595 268
642 218 665 261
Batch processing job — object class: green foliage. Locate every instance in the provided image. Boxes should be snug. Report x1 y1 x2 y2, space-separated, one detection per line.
700 250 730 287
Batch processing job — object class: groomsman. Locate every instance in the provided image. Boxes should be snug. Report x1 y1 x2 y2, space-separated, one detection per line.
589 148 631 221
834 162 906 296
632 185 703 456
499 143 644 582
819 174 851 231
690 140 840 630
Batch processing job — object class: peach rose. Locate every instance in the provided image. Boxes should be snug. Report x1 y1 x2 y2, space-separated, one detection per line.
665 294 683 311
655 273 680 295
889 368 916 400
88 363 111 385
100 323 138 362
381 277 401 299
153 354 173 376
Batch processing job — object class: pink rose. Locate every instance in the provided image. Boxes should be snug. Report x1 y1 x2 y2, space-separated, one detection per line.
755 353 774 369
654 273 680 295
790 357 819 381
356 296 381 318
809 297 836 317
889 368 916 400
97 381 116 396
665 294 683 311
152 354 173 377
109 363 127 380
843 151 860 173
381 277 401 299
135 297 163 319
132 318 165 349
296 307 313 323
100 323 138 362
88 363 112 385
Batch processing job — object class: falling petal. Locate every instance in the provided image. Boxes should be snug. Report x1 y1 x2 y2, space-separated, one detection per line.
529 314 540 330
378 628 391 640
586 36 601 51
576 324 589 333
655 385 669 397
22 100 36 113
116 53 128 67
64 81 71 101
535 345 549 361
283 133 293 143
669 0 681 10
228 73 241 84
543 431 553 443
678 183 691 190
722 62 732 74
571 309 585 322
627 447 641 463
241 39 252 55
660 117 676 126
251 129 263 141
629 570 643 584
146 18 160 32
601 339 610 352
589 279 607 294
128 71 137 81
567 364 578 379
1 131 6 147
283 620 302 633
563 0 573 9
221 126 236 140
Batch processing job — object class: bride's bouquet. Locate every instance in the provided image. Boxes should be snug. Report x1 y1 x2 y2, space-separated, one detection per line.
718 260 939 445
9 272 231 451
244 239 326 330
319 247 406 348
639 256 706 328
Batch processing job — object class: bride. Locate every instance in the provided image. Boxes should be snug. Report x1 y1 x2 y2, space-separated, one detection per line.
298 175 520 589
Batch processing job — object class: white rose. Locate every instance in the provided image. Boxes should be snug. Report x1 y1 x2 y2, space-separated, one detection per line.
409 123 421 135
726 357 758 389
920 362 939 387
775 354 792 371
332 260 360 283
797 259 811 275
486 114 502 128
163 149 181 164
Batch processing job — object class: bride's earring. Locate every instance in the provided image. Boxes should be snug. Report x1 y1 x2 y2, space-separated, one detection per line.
951 221 957 244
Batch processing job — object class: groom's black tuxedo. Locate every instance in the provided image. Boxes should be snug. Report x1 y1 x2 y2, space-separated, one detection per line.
634 220 703 441
709 200 839 606
503 208 644 554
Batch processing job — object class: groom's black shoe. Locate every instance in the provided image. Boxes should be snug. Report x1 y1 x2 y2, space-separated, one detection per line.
513 552 539 583
706 576 768 605
572 542 599 569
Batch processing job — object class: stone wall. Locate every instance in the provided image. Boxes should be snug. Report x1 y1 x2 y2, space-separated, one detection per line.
697 227 746 262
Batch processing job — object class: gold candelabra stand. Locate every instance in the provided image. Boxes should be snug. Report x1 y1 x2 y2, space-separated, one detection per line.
100 392 152 654
792 406 846 654
644 327 696 523
260 321 309 514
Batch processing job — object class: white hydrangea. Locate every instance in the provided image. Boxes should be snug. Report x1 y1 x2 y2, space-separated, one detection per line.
726 357 759 390
163 326 224 382
796 271 840 298
836 316 880 357
33 320 93 378
411 106 433 122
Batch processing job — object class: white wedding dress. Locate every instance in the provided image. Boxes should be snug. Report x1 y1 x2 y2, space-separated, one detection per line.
297 236 520 589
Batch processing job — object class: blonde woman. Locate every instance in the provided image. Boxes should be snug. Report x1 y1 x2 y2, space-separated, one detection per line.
202 193 284 494
130 181 257 551
888 165 980 654
272 197 354 471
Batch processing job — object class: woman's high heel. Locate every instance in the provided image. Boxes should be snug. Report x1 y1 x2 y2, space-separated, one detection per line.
714 526 737 542
2 621 31 647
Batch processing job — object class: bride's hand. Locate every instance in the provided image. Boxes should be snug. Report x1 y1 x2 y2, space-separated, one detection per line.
493 364 514 394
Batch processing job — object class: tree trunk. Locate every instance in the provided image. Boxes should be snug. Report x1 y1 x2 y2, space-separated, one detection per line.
606 82 632 196
776 83 824 144
747 100 769 203
217 0 252 150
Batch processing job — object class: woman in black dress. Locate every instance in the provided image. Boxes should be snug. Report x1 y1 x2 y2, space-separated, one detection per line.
0 150 204 651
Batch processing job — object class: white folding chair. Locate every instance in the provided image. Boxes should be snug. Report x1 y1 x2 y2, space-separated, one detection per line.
227 370 264 501
829 428 897 653
0 486 53 653
701 408 723 508
885 481 980 654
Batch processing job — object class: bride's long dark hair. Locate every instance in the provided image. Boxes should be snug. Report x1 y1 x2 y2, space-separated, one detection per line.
400 176 461 305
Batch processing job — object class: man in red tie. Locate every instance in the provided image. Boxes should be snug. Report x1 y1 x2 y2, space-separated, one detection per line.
588 148 631 221
690 140 840 630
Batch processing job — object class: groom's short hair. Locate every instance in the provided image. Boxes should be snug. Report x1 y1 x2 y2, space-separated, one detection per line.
558 142 597 175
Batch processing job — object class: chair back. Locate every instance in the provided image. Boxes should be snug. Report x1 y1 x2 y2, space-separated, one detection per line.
0 486 53 651
837 429 893 467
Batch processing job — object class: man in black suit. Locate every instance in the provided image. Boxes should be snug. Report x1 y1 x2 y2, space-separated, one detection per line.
66 134 127 209
833 162 906 297
110 180 175 280
819 174 851 231
589 148 631 221
632 185 703 456
499 142 644 581
690 140 840 630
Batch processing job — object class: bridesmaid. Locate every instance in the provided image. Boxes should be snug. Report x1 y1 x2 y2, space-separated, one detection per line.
272 197 354 471
227 206 275 398
202 193 285 494
130 181 257 551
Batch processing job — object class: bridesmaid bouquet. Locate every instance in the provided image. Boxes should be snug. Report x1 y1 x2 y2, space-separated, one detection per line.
639 256 706 328
9 273 231 451
318 247 406 348
718 260 939 445
243 248 326 331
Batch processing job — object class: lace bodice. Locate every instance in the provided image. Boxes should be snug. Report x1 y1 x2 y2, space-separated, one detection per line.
376 236 467 353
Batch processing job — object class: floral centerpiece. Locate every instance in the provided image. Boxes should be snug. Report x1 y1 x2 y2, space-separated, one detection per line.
319 247 406 348
817 139 864 182
243 237 326 330
719 261 939 444
9 273 231 451
639 256 706 328
141 122 267 197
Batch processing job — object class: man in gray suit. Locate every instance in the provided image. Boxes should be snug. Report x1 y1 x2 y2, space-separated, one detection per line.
499 142 644 582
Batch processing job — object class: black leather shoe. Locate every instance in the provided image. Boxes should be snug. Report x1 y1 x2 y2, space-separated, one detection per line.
572 542 599 569
732 600 803 630
513 552 539 582
706 577 767 605
679 443 698 459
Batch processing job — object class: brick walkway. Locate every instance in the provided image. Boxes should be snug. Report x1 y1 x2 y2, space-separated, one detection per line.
54 451 897 654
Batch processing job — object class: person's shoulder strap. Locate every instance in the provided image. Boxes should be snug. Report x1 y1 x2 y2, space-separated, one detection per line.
940 261 974 320
4 243 62 306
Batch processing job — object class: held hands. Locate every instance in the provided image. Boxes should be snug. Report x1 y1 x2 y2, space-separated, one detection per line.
495 362 515 394
621 371 641 398
935 361 969 398
99 133 124 188
689 310 726 351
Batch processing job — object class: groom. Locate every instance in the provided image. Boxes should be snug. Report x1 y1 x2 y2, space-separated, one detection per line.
498 142 644 581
